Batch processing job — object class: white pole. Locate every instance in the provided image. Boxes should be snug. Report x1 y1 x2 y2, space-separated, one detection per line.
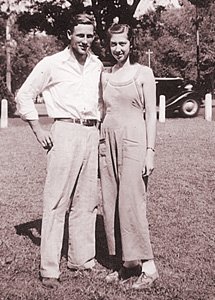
159 95 166 123
145 49 153 68
1 99 8 128
205 93 212 121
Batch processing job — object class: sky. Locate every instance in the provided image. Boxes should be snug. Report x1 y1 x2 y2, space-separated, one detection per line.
134 0 181 19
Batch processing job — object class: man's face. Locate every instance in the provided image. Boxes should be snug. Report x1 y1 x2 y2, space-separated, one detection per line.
68 24 94 57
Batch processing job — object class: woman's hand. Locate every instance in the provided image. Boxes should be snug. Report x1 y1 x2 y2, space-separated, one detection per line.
143 148 155 177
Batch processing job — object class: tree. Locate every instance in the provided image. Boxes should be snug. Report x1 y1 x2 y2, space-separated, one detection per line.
0 0 32 92
196 2 215 93
186 0 215 92
134 0 214 95
0 1 63 93
12 29 63 92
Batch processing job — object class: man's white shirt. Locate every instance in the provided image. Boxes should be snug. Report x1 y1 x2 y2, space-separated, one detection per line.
16 47 103 120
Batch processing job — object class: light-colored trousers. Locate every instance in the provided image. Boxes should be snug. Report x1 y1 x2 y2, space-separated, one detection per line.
40 121 99 279
99 125 154 262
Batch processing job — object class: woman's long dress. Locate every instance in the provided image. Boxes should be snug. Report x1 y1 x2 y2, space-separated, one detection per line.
99 65 154 261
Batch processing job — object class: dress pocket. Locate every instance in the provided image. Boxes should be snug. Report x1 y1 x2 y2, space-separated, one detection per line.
123 138 142 162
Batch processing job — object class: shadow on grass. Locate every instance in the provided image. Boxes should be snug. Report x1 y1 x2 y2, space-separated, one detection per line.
15 219 42 246
14 214 120 270
14 216 70 259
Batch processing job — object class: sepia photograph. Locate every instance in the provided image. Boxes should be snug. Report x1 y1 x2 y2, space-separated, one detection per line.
0 0 214 299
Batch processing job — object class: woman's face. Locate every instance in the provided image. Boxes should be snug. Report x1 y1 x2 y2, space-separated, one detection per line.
109 32 130 64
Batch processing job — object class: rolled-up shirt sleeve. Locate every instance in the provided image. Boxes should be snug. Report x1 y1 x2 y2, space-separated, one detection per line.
16 57 51 120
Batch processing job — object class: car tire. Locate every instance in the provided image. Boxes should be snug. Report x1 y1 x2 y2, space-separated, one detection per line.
179 98 200 118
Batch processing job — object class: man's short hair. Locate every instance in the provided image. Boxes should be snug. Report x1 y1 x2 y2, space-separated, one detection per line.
68 13 96 33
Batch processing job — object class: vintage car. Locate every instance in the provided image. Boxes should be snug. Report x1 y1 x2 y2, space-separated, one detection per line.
155 77 202 117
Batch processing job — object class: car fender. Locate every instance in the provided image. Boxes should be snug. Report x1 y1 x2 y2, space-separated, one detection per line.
165 91 202 110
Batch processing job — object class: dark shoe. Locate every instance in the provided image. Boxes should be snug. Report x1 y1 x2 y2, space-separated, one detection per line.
132 270 159 289
42 277 60 289
105 265 142 283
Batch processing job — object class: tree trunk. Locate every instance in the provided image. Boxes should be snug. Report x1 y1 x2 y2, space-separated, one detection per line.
6 17 11 93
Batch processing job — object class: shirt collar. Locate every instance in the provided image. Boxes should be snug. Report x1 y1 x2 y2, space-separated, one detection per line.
61 46 99 64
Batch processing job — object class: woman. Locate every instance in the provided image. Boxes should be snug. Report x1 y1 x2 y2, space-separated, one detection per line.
99 23 158 289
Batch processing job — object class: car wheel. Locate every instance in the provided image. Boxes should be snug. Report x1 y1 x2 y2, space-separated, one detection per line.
179 98 200 118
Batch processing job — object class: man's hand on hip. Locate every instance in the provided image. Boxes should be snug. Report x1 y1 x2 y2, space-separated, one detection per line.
28 119 53 150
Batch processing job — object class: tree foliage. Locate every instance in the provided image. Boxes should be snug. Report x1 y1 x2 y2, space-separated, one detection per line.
0 18 63 92
12 30 63 92
16 0 144 45
17 0 85 44
134 0 214 93
88 0 141 41
140 1 197 78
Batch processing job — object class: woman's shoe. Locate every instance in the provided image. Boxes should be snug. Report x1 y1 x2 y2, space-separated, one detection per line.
105 270 120 283
132 270 159 289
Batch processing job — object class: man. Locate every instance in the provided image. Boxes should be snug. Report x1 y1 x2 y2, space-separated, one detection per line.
16 13 103 288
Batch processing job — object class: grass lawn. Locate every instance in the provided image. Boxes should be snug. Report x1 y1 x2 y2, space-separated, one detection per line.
0 115 214 300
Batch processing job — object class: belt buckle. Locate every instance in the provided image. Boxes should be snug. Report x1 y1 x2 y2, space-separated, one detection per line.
82 119 89 126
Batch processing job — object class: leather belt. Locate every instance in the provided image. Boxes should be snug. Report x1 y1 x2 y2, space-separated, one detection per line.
54 118 98 127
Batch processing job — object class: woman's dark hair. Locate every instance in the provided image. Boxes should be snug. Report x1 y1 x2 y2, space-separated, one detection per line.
106 23 138 64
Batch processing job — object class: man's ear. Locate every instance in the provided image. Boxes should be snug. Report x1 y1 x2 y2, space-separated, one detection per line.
67 30 72 40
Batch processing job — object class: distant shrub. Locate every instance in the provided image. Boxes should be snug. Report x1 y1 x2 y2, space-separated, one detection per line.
0 79 16 117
